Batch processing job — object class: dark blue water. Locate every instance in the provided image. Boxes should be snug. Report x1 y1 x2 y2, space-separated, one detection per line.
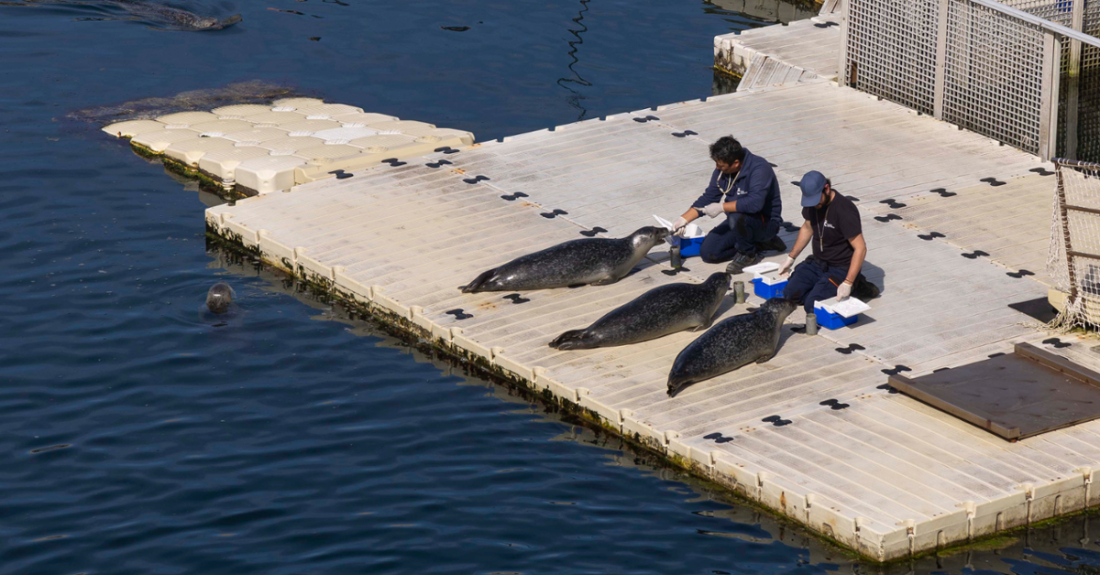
3 1 1100 573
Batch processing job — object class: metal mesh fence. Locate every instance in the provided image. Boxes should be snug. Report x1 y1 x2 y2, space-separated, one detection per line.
941 2 1048 154
1048 159 1100 329
845 0 1053 155
1071 45 1100 160
844 0 939 114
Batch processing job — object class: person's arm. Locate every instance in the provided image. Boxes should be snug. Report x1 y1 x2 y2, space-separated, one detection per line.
778 220 813 277
844 234 867 285
789 220 813 259
688 170 723 214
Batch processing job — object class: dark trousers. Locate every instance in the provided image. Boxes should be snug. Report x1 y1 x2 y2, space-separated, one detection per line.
782 257 849 314
699 213 780 263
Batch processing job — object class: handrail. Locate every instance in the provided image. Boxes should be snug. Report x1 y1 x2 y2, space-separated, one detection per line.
973 0 1100 48
1055 157 1100 169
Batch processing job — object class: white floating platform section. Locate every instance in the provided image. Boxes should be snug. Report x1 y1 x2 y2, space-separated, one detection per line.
714 6 842 90
204 80 1096 563
104 99 475 194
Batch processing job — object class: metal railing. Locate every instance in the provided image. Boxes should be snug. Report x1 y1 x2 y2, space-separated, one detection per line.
840 0 1100 161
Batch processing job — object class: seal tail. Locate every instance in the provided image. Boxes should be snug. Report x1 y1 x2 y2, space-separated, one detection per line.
461 269 496 293
548 329 596 350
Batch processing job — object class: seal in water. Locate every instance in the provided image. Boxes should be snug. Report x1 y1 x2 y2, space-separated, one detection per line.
11 0 242 31
206 282 234 314
461 226 669 293
549 272 731 350
666 297 796 397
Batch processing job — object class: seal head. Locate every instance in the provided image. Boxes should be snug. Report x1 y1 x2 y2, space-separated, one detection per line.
205 282 234 314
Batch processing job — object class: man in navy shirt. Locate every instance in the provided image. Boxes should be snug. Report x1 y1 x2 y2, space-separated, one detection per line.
780 171 870 314
673 136 785 274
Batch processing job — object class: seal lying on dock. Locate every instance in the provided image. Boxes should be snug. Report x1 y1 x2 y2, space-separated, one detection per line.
549 272 731 350
666 297 796 397
461 226 669 293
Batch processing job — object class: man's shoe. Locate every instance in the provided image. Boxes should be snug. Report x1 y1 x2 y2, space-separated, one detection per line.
756 235 787 253
725 251 762 275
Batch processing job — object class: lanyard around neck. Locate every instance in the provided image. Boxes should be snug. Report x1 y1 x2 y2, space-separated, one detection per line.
818 201 832 252
720 172 735 196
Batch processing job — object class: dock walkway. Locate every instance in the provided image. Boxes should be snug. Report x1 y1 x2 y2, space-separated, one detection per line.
206 79 1100 561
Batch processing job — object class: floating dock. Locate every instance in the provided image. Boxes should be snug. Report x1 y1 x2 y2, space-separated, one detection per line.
103 97 474 197
84 0 1100 562
199 77 1100 562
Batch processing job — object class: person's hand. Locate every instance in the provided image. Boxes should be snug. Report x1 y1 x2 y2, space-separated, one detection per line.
836 280 852 301
672 216 689 237
778 256 796 278
702 203 725 218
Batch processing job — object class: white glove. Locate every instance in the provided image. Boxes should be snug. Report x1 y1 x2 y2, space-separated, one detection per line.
778 256 796 278
836 281 852 301
701 203 725 218
672 216 689 237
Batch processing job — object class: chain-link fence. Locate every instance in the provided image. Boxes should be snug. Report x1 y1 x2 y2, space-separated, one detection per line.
842 0 1100 161
1048 159 1100 328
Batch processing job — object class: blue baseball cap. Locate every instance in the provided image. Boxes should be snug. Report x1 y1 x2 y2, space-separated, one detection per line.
799 171 828 207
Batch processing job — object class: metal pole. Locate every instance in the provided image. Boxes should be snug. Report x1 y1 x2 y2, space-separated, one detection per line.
1040 32 1060 160
934 0 951 120
1066 0 1084 159
836 0 850 87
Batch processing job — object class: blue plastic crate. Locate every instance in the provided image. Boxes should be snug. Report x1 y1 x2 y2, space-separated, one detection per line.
814 307 858 330
679 236 704 258
751 277 788 300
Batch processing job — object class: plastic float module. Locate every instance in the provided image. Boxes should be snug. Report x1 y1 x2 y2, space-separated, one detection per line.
103 99 476 194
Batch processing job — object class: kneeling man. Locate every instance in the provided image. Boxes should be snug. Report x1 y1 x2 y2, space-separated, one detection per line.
780 171 867 314
673 136 785 274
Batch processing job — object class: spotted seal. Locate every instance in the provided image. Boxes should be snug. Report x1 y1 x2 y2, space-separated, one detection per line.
205 282 234 314
108 1 242 30
16 0 243 30
461 226 669 293
666 297 796 396
549 272 731 350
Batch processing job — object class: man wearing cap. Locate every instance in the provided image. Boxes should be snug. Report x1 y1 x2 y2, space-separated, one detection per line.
779 171 868 314
671 135 785 274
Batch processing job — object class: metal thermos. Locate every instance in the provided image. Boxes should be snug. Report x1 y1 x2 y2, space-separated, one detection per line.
669 244 682 270
806 312 819 336
733 281 745 304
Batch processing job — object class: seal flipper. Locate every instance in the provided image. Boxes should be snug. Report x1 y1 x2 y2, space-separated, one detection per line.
590 276 619 286
692 316 716 331
461 269 497 293
549 329 595 350
755 351 777 364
